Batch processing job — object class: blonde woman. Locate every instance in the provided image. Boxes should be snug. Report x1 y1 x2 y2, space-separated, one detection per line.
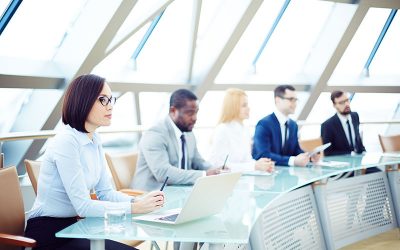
208 88 274 172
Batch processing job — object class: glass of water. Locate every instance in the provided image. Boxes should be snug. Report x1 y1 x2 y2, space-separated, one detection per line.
104 206 126 233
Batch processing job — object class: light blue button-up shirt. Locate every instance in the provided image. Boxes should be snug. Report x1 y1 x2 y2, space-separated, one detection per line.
28 125 132 218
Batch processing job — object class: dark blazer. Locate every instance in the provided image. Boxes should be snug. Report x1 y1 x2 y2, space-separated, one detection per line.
321 112 366 156
252 113 303 166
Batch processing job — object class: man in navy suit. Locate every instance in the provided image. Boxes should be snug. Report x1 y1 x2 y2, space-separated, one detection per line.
252 85 319 167
321 90 366 156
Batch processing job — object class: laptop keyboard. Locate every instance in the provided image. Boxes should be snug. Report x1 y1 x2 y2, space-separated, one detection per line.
157 213 179 222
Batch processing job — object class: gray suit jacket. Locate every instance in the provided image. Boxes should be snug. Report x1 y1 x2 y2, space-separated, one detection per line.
131 116 212 191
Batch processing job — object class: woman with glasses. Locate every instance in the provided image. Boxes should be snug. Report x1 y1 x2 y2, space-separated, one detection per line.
208 88 275 173
25 74 164 250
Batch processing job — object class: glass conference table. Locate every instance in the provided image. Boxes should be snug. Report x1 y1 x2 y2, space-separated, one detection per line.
56 153 400 250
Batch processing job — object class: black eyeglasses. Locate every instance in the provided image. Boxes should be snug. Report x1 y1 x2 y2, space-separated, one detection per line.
279 96 298 102
98 96 117 106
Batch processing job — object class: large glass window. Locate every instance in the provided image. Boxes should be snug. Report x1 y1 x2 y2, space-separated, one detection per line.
139 92 170 126
96 0 195 83
351 93 400 152
369 13 400 78
101 92 139 151
0 1 10 18
216 0 333 84
300 92 334 140
329 8 391 85
0 0 88 60
0 89 31 134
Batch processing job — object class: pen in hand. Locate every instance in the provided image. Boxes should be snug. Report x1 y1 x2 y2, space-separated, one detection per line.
222 154 229 170
160 176 169 191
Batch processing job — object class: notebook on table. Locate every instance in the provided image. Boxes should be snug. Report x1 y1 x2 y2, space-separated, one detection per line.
133 172 242 225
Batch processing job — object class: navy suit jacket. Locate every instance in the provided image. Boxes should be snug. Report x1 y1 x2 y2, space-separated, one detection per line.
252 113 303 166
321 112 366 156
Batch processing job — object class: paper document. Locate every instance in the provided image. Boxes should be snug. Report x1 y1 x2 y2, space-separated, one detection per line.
242 170 277 176
381 152 400 158
309 142 331 157
311 161 350 167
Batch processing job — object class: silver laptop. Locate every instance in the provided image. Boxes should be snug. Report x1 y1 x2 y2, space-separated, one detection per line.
133 172 242 225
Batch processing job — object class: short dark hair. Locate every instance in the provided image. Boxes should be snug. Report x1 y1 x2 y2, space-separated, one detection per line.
169 89 197 109
62 74 105 133
274 85 295 98
330 90 344 104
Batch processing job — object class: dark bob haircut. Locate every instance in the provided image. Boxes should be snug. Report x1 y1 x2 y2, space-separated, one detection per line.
169 89 197 110
62 74 105 133
330 90 344 104
274 84 295 98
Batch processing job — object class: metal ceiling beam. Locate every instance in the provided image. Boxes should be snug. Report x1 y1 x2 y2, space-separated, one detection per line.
361 0 400 8
187 0 202 83
109 82 190 92
298 3 369 120
105 0 175 58
325 85 400 93
210 84 311 92
194 0 263 100
0 74 65 89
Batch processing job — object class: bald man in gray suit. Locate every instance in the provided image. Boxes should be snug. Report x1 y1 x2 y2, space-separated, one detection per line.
131 89 222 191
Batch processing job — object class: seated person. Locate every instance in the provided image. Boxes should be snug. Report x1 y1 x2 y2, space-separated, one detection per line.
25 74 164 250
252 85 319 167
131 89 222 191
321 90 380 174
208 88 274 172
321 90 365 156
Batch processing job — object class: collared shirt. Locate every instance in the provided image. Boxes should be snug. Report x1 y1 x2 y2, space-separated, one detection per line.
274 110 295 166
28 125 132 219
208 121 254 171
167 116 206 176
274 110 289 145
337 112 356 149
168 116 185 169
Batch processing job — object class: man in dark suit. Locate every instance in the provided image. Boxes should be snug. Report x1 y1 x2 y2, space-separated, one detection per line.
321 90 366 156
252 85 319 167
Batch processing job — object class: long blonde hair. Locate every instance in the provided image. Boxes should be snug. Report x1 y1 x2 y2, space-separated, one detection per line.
218 88 247 124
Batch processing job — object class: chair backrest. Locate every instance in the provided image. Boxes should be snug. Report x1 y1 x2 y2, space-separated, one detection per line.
299 137 323 153
105 152 138 190
0 166 25 244
24 160 41 195
378 134 400 152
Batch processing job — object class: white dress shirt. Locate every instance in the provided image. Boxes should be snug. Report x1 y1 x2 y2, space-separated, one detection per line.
28 125 132 219
274 110 296 166
208 121 255 171
167 116 206 176
337 112 356 150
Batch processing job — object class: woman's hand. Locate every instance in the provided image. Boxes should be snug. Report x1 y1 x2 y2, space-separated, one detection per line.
255 158 275 172
131 190 165 214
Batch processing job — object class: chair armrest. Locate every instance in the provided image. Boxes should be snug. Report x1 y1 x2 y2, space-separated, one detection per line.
120 188 145 196
0 233 36 247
